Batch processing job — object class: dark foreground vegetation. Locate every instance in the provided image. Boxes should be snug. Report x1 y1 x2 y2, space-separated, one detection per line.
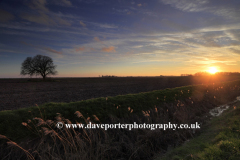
1 74 240 111
155 102 240 160
1 79 240 159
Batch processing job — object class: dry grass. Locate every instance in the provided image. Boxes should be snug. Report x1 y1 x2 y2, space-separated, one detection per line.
0 96 222 160
1 80 240 159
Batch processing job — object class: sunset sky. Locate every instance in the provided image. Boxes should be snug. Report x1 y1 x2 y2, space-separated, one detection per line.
0 0 240 78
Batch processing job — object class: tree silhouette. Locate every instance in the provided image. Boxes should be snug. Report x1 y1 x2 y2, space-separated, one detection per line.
20 55 57 80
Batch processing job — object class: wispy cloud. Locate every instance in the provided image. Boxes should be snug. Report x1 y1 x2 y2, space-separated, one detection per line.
101 46 116 52
78 0 97 4
162 19 190 31
229 48 240 55
160 0 240 20
25 0 49 12
52 0 72 6
89 22 118 29
0 9 15 22
20 13 56 26
20 12 71 26
161 0 209 12
21 41 62 55
75 47 85 52
80 21 87 27
21 0 71 26
44 47 62 54
1 0 240 77
94 37 101 42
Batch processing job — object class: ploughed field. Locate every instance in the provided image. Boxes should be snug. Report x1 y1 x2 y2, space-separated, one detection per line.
1 75 240 111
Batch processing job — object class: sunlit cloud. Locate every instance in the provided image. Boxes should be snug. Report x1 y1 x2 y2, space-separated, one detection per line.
44 47 62 54
101 46 116 52
75 47 85 52
21 41 62 55
1 0 240 77
160 0 240 20
80 21 87 27
90 48 96 51
229 48 240 55
94 37 101 42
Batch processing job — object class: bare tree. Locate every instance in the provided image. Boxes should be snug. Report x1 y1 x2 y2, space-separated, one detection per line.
20 55 57 80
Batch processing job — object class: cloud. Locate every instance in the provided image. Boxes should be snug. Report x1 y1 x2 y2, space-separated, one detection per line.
89 22 118 29
0 9 15 22
75 47 85 52
22 0 71 26
44 47 62 54
137 4 142 7
55 16 71 26
80 21 87 27
210 6 240 20
52 0 72 6
225 30 240 42
229 48 240 55
160 0 240 20
101 46 116 52
25 0 49 12
94 37 101 42
160 0 209 12
21 41 35 47
98 24 118 29
197 23 240 33
61 0 72 6
20 12 71 27
78 0 106 5
162 19 190 31
21 13 56 26
21 41 62 54
74 46 98 52
42 48 62 54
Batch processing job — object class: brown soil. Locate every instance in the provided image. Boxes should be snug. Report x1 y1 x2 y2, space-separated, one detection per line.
1 76 240 111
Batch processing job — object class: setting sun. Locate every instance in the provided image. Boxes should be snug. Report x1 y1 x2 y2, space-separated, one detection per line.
207 67 218 74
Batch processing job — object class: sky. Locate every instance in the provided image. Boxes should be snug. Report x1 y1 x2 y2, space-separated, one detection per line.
0 0 240 78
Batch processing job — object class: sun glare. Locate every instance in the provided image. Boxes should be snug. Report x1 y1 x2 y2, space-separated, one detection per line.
207 67 218 74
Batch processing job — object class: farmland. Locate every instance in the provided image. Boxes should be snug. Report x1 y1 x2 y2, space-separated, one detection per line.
1 75 240 111
1 75 240 159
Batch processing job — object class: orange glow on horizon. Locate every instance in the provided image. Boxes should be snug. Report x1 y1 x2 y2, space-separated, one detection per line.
207 66 218 74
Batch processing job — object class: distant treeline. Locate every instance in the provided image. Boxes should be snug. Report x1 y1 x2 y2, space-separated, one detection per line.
181 72 240 76
101 75 117 77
